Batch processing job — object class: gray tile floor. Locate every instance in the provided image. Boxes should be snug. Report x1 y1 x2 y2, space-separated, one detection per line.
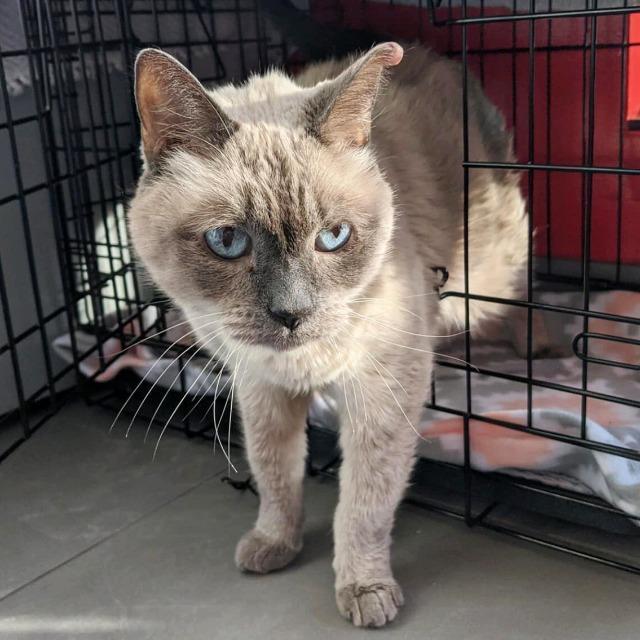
1 400 639 639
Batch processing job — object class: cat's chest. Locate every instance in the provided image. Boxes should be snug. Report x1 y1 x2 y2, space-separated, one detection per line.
241 341 349 394
224 343 350 394
194 327 346 394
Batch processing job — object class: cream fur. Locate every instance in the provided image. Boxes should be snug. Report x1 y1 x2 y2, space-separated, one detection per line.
128 44 527 628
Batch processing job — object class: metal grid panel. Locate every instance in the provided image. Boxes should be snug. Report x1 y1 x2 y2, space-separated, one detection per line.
0 0 283 459
0 0 638 573
339 0 640 572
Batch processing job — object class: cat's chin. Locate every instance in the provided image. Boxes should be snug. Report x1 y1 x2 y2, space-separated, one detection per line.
261 336 313 352
240 331 318 353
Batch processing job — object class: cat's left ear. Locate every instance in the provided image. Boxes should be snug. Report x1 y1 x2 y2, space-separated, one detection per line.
306 42 403 148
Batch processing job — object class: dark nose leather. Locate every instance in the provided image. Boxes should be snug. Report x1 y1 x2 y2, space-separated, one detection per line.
269 308 302 331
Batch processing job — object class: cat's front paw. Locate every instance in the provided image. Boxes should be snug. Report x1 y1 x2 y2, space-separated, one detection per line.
336 580 404 628
234 529 301 574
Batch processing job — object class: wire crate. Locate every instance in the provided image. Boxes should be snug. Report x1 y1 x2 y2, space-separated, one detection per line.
0 0 638 574
0 0 284 457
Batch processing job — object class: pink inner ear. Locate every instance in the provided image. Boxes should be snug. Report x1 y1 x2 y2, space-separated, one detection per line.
379 42 404 67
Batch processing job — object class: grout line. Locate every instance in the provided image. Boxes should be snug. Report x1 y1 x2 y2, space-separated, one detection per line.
0 469 225 605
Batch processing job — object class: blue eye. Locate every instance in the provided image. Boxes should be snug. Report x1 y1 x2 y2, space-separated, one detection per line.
315 223 352 252
204 226 251 259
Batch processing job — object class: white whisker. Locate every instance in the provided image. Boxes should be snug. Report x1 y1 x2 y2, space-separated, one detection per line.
225 349 245 475
208 342 244 464
211 344 245 471
373 336 479 372
349 374 361 426
347 309 468 340
366 353 427 442
115 319 221 437
341 370 355 434
352 290 441 303
151 343 223 460
109 310 226 358
181 339 231 421
143 327 222 443
366 352 409 397
354 368 369 425
354 299 425 322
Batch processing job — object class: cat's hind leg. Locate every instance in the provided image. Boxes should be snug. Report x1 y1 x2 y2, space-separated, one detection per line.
234 382 310 574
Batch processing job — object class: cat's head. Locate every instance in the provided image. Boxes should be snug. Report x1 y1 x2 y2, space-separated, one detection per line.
128 43 402 351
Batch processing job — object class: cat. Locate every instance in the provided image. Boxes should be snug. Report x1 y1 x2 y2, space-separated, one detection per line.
128 40 527 627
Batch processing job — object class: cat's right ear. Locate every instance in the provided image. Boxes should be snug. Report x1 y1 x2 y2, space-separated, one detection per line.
305 42 403 148
134 49 237 166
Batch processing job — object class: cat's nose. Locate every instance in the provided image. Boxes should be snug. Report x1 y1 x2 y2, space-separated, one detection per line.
269 307 303 331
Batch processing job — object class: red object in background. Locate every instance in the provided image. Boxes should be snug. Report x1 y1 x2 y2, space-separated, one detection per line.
311 2 640 267
628 13 640 125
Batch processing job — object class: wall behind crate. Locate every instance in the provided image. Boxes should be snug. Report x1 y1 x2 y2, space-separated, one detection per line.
312 0 640 283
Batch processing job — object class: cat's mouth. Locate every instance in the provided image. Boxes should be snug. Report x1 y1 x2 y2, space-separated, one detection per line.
255 330 315 351
225 325 318 352
221 312 326 352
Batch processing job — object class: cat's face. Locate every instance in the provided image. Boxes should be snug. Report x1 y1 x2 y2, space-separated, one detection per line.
129 44 402 351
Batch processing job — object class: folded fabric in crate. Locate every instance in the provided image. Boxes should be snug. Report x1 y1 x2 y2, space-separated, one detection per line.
421 409 640 523
419 289 640 525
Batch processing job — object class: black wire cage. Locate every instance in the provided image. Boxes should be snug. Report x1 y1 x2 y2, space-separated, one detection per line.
1 0 639 574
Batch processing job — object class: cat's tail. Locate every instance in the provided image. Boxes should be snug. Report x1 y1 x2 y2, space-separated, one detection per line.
261 0 383 60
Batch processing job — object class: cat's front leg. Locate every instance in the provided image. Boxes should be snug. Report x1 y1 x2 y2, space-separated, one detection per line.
234 381 310 574
333 353 426 627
